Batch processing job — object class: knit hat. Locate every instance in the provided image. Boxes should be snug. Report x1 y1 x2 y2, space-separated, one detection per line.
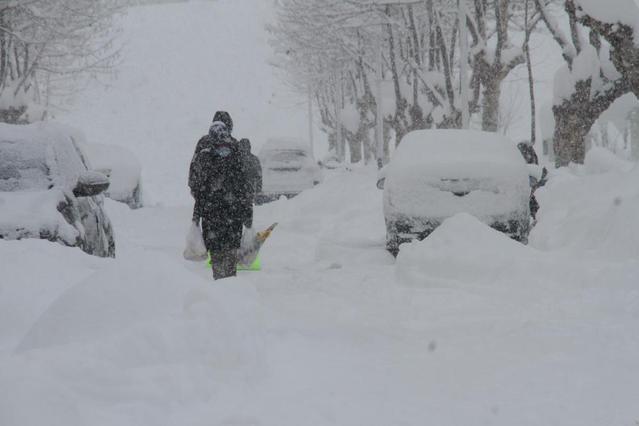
212 111 233 133
209 121 229 139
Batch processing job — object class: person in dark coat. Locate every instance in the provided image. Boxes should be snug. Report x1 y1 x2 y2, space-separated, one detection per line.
189 111 240 221
238 138 262 212
188 115 252 280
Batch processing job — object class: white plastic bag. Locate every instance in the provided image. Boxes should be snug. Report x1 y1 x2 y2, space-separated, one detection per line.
183 221 208 261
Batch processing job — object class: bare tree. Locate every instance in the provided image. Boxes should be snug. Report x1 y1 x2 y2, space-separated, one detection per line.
0 0 123 123
534 0 632 166
271 0 546 161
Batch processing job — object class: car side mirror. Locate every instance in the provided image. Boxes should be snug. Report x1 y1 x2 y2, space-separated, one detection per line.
376 177 385 190
73 171 110 197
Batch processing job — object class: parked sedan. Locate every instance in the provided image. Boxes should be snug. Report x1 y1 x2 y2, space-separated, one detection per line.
0 122 115 257
257 138 321 204
380 129 531 256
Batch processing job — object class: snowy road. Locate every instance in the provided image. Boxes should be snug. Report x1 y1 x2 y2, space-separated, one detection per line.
2 0 639 424
2 166 639 425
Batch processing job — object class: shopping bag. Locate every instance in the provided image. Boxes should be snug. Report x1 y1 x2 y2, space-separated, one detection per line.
183 221 208 261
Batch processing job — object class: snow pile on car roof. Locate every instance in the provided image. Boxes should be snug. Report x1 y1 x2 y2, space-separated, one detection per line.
389 129 526 179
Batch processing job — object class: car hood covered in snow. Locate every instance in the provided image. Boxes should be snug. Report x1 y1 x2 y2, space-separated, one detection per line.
0 189 79 245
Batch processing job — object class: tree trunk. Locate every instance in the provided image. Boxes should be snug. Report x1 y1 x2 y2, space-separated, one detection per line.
383 120 392 162
552 102 593 166
328 132 338 155
363 127 375 164
481 75 501 132
348 130 364 163
629 107 639 161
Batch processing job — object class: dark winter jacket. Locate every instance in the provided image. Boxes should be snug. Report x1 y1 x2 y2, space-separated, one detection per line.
239 138 262 197
188 121 252 250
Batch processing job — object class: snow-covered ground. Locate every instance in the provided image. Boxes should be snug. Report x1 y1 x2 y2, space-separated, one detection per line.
2 0 639 425
2 163 639 425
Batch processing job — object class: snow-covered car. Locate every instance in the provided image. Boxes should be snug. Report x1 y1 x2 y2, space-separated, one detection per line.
0 122 115 257
84 143 143 209
381 129 531 256
257 138 322 204
318 150 341 170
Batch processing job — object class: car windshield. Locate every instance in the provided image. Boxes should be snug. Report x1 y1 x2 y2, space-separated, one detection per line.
266 150 307 163
0 140 51 192
264 150 308 170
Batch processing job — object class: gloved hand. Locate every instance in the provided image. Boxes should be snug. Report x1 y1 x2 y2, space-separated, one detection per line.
243 217 253 229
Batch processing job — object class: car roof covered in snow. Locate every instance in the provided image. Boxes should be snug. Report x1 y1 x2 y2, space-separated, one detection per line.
388 129 527 181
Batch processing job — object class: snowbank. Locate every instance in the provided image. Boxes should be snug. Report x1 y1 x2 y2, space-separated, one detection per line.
584 146 634 174
0 240 104 352
1 245 265 425
530 163 639 260
396 213 532 287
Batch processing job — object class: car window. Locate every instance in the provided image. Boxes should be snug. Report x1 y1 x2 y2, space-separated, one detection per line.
70 136 92 170
265 150 308 163
0 140 51 191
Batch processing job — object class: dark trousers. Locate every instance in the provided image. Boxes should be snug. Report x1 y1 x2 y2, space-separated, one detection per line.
210 249 238 280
